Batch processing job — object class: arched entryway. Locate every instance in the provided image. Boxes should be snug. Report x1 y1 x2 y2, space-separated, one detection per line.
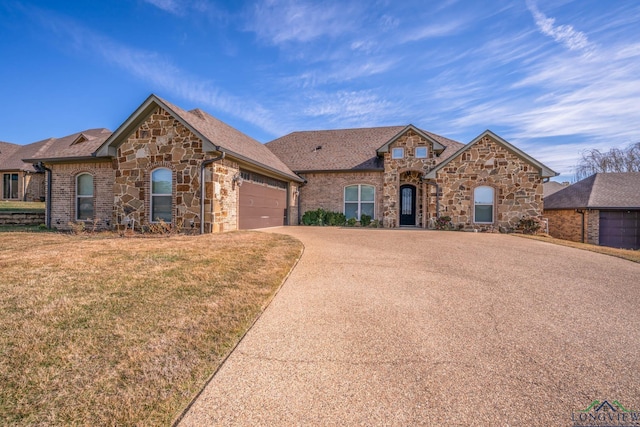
399 184 416 226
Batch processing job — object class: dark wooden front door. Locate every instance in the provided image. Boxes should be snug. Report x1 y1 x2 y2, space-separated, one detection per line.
399 185 416 226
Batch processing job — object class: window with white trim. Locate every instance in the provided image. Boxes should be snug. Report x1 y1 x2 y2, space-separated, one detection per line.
415 147 428 158
344 184 375 220
474 186 494 223
76 173 94 220
391 147 404 159
151 168 172 223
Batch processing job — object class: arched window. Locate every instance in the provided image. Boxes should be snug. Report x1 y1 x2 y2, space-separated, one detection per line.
151 168 172 223
474 186 494 223
76 173 94 220
344 184 375 220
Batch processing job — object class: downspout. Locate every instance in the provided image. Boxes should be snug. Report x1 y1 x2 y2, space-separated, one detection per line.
576 209 585 243
200 151 225 234
37 162 52 228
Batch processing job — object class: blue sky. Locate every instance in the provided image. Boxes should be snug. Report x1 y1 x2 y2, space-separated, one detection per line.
1 0 639 181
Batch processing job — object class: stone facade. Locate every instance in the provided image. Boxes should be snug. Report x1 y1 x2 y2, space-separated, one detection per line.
113 107 238 233
297 171 384 221
434 135 543 231
544 208 599 244
383 130 440 227
23 172 45 202
48 160 114 230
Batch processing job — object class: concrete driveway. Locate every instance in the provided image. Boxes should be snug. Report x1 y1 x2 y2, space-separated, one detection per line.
179 227 640 426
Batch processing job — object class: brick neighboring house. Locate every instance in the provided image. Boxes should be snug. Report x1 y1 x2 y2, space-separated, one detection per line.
544 172 640 249
0 140 46 202
26 94 302 232
268 127 557 231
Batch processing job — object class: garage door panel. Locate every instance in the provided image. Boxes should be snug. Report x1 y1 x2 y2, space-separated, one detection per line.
239 181 287 229
599 210 640 250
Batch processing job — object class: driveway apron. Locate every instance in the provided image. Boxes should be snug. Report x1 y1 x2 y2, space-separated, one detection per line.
179 227 640 426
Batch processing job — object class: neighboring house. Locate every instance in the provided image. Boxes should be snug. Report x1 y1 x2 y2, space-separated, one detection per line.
268 127 557 231
543 180 569 198
26 94 302 232
544 172 640 249
0 140 46 202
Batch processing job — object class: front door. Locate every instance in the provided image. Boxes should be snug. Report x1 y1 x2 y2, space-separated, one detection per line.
399 185 416 226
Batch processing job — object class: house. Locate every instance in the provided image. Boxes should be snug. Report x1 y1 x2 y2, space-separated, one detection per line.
268 126 557 231
544 172 640 249
543 180 569 198
3 93 558 233
27 94 302 232
0 139 46 202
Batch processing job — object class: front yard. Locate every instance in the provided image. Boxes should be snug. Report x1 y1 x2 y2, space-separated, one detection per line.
0 231 302 425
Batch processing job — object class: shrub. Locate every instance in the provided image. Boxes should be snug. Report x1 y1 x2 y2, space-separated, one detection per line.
301 209 346 226
518 216 541 234
346 217 357 227
434 215 453 230
360 214 372 227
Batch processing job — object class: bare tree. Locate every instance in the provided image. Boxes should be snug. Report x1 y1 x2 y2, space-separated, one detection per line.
575 142 640 180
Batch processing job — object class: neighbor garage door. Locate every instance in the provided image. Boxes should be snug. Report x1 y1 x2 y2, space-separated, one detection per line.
599 210 640 250
239 172 287 230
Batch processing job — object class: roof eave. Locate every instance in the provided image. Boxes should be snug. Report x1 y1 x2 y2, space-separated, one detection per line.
423 130 558 179
95 94 217 157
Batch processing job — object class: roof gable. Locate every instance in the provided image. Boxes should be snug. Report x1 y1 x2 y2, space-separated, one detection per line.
544 172 640 209
26 129 112 163
96 94 300 182
376 125 446 154
424 130 557 179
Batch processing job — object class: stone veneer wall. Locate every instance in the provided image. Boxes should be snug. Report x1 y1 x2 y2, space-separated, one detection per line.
48 160 114 230
383 129 440 228
297 171 384 222
544 209 599 244
24 172 45 202
113 107 238 232
435 135 543 231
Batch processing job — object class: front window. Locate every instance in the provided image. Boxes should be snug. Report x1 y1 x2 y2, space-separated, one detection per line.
391 147 404 159
76 173 94 220
415 147 428 158
3 173 18 199
345 184 375 220
151 168 172 222
474 186 494 223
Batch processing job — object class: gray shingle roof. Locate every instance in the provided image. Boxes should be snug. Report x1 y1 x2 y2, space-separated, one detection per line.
544 172 640 209
0 141 22 170
265 126 464 172
27 129 112 162
543 181 569 198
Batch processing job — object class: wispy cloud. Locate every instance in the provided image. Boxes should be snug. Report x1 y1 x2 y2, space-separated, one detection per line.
303 90 400 127
247 0 358 45
526 0 592 53
142 0 182 15
25 6 285 135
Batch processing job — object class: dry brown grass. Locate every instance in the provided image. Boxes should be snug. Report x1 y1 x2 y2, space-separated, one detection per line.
514 233 640 263
0 231 303 425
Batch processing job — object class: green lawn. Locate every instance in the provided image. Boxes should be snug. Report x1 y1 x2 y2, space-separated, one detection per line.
0 201 45 212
